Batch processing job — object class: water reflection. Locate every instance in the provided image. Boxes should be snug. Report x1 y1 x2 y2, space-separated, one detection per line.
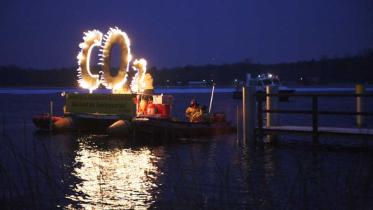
66 136 161 209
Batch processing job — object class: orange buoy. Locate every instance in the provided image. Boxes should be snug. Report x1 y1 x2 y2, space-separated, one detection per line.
53 117 73 132
107 120 131 137
33 115 73 132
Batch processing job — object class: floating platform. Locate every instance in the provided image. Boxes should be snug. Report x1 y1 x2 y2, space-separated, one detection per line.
33 114 235 140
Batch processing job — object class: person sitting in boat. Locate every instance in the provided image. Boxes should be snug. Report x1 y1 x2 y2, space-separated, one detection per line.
185 99 203 122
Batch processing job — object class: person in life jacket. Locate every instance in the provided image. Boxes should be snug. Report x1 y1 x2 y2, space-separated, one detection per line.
138 95 148 115
146 97 156 115
185 99 203 122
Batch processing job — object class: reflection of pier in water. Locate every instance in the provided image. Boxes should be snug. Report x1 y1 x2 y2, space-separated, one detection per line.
65 136 162 209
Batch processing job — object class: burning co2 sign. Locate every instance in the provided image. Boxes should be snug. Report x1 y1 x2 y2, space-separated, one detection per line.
77 27 151 94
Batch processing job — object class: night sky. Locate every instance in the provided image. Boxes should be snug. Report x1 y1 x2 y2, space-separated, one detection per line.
0 0 372 69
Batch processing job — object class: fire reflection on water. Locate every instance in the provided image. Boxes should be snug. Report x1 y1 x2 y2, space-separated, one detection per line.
66 137 161 209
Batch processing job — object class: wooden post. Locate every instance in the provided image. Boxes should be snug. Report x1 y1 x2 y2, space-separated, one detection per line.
242 86 247 142
246 86 256 144
312 96 319 144
245 73 252 87
356 84 364 128
49 101 53 131
236 104 239 142
265 86 279 128
265 86 279 143
242 86 256 144
257 94 263 140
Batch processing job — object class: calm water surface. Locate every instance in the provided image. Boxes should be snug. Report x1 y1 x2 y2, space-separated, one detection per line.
0 88 372 209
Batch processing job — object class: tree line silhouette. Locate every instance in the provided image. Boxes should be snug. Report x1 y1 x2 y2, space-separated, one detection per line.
0 51 372 87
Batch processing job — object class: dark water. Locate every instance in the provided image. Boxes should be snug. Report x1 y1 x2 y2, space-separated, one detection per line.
0 89 373 209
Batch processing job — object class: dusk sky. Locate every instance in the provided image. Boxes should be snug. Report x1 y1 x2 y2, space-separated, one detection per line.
0 0 372 69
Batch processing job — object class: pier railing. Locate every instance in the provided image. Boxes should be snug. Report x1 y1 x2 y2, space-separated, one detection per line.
252 91 373 144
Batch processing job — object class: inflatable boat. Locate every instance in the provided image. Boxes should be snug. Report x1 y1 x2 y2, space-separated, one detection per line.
33 114 63 131
130 117 234 139
33 113 123 133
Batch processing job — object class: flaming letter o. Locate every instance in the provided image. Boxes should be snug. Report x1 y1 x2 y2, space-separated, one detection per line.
100 27 132 93
77 30 102 92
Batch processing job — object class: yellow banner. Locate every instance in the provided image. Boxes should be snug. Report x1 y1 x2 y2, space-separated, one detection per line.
65 93 136 115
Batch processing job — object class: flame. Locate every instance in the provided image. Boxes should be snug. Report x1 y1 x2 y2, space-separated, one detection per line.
131 58 147 93
144 73 154 91
100 27 132 94
76 27 154 94
77 30 103 93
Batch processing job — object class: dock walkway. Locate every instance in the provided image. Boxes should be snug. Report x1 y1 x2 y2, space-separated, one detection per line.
259 126 373 137
239 87 373 144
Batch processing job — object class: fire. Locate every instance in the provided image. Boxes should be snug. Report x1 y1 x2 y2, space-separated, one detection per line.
76 27 153 94
131 58 147 93
77 30 102 93
100 27 132 94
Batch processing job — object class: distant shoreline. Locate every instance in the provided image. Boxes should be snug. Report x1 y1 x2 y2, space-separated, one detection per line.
1 53 372 87
0 83 372 89
1 85 372 95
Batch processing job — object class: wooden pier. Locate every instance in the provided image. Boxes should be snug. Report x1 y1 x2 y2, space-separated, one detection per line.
260 125 373 136
241 86 373 144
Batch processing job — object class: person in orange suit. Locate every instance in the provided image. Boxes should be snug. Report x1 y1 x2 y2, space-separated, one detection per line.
185 99 203 122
